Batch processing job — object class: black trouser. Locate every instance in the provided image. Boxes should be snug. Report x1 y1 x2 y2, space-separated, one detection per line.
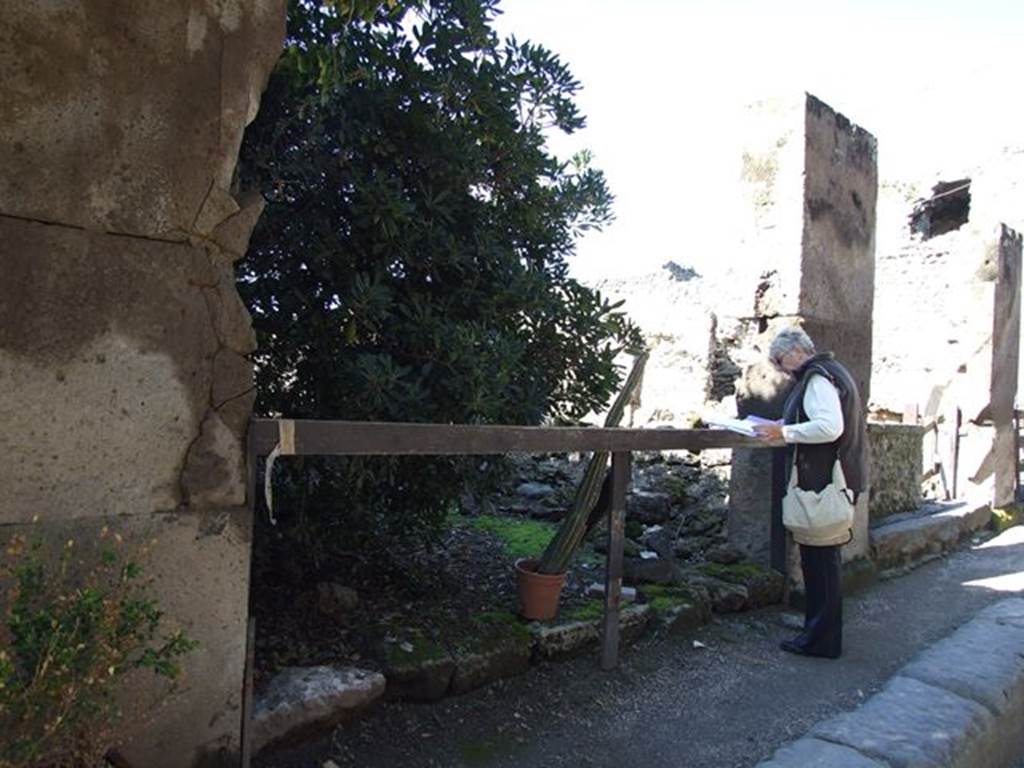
798 544 842 657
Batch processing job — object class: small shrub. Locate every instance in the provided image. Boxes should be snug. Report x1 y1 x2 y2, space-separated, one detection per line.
0 528 198 768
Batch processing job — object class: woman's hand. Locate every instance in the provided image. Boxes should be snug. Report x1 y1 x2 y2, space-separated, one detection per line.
753 423 785 442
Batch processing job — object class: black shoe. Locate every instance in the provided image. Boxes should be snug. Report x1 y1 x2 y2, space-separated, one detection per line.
779 639 809 656
780 638 841 659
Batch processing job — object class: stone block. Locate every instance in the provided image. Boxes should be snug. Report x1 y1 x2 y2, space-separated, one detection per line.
531 604 650 661
899 618 1024 717
251 666 385 755
866 422 925 521
450 632 532 696
976 598 1024 629
382 639 456 702
756 737 887 768
698 577 749 613
870 507 960 570
531 618 601 660
657 601 709 636
727 446 776 565
809 675 995 768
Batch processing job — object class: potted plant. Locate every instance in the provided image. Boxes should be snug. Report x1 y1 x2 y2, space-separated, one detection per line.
515 352 648 620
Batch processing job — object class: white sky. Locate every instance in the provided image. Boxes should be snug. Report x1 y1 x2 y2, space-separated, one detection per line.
492 0 1024 281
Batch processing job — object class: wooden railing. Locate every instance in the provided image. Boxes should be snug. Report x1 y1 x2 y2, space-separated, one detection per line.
246 418 781 671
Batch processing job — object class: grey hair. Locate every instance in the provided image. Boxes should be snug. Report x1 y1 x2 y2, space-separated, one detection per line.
769 327 815 363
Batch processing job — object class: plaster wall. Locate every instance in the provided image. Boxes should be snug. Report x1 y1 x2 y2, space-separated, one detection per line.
0 1 286 765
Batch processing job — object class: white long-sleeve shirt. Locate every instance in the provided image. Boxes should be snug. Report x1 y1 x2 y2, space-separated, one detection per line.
782 374 844 444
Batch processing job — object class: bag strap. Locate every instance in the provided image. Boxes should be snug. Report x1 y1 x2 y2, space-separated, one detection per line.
790 445 853 503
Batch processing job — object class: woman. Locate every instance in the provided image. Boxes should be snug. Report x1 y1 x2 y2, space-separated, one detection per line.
754 327 868 659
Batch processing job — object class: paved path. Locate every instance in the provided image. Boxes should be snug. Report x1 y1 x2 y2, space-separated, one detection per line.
259 526 1024 768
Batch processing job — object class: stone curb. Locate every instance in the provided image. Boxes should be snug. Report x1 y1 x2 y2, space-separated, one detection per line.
755 597 1024 768
870 497 991 572
253 601 679 753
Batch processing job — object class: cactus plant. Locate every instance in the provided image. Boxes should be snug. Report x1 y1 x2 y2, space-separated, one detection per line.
535 352 648 575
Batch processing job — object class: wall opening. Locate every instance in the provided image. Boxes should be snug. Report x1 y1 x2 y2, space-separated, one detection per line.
909 178 971 240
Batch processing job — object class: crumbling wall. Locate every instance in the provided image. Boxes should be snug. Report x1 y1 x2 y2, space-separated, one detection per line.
872 151 1024 506
872 149 1024 415
0 2 286 765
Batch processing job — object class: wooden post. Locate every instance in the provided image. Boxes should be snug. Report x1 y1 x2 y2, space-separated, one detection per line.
240 617 256 768
601 451 630 670
769 448 787 574
951 407 962 499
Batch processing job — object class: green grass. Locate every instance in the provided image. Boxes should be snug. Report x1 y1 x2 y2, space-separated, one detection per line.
458 514 557 560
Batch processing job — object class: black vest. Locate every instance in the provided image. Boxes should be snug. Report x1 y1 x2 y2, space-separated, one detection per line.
782 353 868 494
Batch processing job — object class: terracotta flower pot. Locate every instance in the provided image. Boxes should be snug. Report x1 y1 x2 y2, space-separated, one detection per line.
515 558 567 620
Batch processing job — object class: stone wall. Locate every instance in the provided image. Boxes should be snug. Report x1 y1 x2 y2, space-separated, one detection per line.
724 93 878 569
866 422 925 522
0 2 286 765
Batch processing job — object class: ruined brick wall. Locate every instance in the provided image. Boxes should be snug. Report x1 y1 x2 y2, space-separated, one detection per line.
0 2 286 764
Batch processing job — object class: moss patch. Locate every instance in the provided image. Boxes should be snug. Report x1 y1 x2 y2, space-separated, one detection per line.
699 561 770 585
471 610 531 642
991 505 1022 532
642 585 694 613
459 515 556 560
384 634 449 668
564 597 605 622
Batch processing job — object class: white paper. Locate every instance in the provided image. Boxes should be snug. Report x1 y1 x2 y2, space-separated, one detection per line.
702 413 780 436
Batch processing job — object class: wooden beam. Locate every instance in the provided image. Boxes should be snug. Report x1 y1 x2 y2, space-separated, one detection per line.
951 407 962 499
601 451 630 671
240 617 256 768
248 419 780 458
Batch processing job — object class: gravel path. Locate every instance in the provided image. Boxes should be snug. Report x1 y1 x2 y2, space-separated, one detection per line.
258 526 1024 768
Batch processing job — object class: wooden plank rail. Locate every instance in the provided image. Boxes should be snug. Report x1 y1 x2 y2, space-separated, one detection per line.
248 418 773 456
246 418 781 675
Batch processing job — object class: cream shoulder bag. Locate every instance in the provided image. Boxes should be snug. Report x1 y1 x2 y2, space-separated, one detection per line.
782 451 854 547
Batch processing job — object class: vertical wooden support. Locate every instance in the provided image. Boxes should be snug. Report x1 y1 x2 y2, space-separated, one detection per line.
601 451 630 670
1016 409 1023 502
951 407 962 500
769 448 787 574
240 617 256 768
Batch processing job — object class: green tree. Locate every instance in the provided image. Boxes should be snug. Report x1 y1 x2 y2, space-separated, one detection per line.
237 0 641 560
